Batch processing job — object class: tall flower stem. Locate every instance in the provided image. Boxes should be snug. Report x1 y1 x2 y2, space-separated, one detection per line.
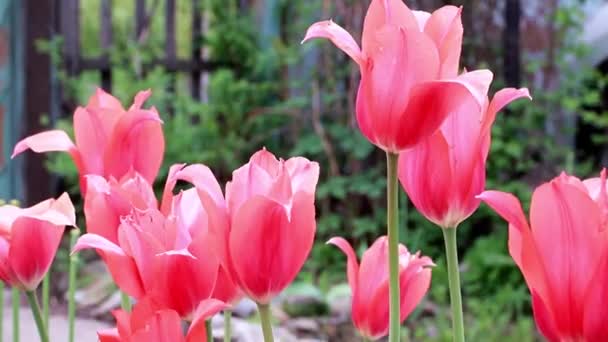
224 310 232 342
206 319 213 341
257 303 274 342
25 291 48 342
386 152 401 342
442 228 465 342
120 292 132 312
42 273 50 329
12 287 19 342
68 229 80 342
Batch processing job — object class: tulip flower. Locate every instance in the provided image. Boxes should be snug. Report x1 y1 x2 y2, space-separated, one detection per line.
84 171 157 244
220 149 319 304
399 70 531 229
0 193 76 290
73 164 221 318
178 148 318 341
98 297 226 342
303 1 485 153
12 88 164 193
478 170 608 341
328 236 433 341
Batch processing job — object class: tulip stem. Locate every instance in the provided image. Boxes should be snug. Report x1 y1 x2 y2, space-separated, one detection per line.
442 228 465 342
206 319 213 341
386 152 401 342
11 287 18 342
120 292 131 312
68 229 80 342
25 291 48 342
224 310 232 342
42 273 50 330
257 303 274 342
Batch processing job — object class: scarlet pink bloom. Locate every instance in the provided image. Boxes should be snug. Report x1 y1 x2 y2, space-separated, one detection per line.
0 193 75 290
73 164 221 318
185 149 319 304
12 88 164 193
328 236 433 340
84 171 157 244
399 71 530 228
97 297 226 342
478 170 608 341
303 1 485 152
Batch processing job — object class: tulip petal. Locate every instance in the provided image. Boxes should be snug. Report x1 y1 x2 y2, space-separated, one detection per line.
399 257 433 320
362 0 418 54
97 328 122 342
529 181 603 332
399 132 452 227
230 194 315 303
285 158 320 195
187 299 229 342
531 291 560 342
151 251 219 317
9 217 65 290
12 130 78 159
423 6 463 78
393 74 481 150
74 106 110 175
302 20 364 66
73 233 145 298
327 237 359 294
583 252 608 341
412 11 431 30
357 237 389 315
130 310 185 342
89 88 124 112
103 109 164 184
129 89 152 111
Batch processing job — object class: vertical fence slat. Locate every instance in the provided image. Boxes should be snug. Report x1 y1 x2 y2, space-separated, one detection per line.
61 0 80 75
100 0 112 91
135 0 146 40
166 0 176 63
191 0 202 100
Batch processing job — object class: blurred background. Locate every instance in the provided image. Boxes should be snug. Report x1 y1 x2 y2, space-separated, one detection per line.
1 0 608 341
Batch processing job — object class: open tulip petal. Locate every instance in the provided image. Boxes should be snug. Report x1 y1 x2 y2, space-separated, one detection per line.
12 130 78 159
97 328 122 342
423 5 463 78
302 20 364 65
362 0 418 54
129 89 152 111
73 233 145 298
327 237 359 293
187 299 229 342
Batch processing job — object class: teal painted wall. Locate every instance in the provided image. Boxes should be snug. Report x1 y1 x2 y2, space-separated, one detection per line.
0 0 23 201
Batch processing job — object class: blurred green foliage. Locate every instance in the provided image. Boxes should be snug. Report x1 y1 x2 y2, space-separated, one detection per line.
38 0 607 339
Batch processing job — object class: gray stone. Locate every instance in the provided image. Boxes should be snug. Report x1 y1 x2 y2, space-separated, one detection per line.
232 298 257 318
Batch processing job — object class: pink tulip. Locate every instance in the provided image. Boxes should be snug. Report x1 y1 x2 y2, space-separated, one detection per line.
12 88 164 193
399 71 531 228
328 236 433 340
303 1 486 152
183 149 319 304
97 297 226 342
73 164 221 318
478 171 608 341
84 171 157 244
0 193 76 290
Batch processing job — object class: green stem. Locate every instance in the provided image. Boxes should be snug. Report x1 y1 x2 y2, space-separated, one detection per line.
224 310 232 342
442 228 465 342
257 303 274 342
386 152 400 342
120 292 132 312
206 319 213 342
42 273 50 330
25 291 48 342
12 287 19 342
68 229 80 342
